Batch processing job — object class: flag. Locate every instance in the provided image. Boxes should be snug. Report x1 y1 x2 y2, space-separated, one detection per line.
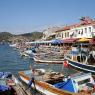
63 60 69 68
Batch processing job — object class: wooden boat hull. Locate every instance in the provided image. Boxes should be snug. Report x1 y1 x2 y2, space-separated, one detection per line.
66 58 95 74
19 71 73 95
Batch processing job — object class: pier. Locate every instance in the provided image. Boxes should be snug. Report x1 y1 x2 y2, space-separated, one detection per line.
12 80 32 95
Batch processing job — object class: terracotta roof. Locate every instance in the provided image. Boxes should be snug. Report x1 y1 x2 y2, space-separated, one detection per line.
55 17 95 33
55 26 71 32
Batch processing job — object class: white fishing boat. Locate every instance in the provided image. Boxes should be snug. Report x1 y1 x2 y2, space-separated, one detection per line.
34 56 64 64
65 41 95 74
9 44 17 47
24 50 33 55
20 51 29 57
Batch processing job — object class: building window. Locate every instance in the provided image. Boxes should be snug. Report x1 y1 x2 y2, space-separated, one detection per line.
67 32 69 37
58 33 60 37
63 33 64 38
65 33 66 37
62 33 63 38
89 27 91 32
76 30 78 35
74 32 77 37
60 33 61 37
85 28 87 33
81 29 83 35
78 30 80 34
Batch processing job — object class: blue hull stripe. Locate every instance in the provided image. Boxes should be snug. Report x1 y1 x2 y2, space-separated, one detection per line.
66 58 95 73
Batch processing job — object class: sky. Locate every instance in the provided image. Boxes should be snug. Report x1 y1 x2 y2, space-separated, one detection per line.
0 0 95 34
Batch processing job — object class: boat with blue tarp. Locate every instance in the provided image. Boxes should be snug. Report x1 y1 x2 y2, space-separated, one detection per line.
19 68 95 95
53 73 95 93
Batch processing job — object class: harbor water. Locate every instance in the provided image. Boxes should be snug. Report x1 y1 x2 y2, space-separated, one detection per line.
0 44 30 75
0 44 77 95
0 44 76 75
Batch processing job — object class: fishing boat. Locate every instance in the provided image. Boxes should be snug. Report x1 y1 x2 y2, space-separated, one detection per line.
20 51 29 57
65 41 95 74
9 44 17 48
33 50 64 64
0 72 32 95
34 56 64 64
24 50 33 55
24 47 37 55
19 69 95 95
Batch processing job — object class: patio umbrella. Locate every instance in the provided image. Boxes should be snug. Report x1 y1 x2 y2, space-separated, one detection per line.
78 38 91 42
51 39 63 44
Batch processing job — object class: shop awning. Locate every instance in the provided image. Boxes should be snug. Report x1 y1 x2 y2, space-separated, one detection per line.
26 41 51 44
78 38 91 42
89 38 95 44
63 38 78 43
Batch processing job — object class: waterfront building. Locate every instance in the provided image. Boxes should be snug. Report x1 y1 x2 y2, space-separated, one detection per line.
55 17 95 39
41 27 61 40
42 17 95 40
55 26 70 39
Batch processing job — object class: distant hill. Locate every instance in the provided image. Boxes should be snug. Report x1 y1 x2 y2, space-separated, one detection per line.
20 32 43 41
0 31 43 42
0 32 13 42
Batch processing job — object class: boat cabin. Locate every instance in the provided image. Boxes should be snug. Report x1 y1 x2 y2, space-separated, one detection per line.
66 43 95 65
54 73 95 93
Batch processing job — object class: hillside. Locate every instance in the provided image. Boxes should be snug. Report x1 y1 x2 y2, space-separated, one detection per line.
0 31 43 42
20 32 43 41
0 32 13 42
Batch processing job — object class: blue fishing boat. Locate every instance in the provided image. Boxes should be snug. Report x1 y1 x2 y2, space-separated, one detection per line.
54 72 95 93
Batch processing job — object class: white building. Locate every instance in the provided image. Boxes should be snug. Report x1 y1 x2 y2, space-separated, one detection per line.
41 27 61 40
55 26 70 39
55 17 95 39
41 17 95 41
